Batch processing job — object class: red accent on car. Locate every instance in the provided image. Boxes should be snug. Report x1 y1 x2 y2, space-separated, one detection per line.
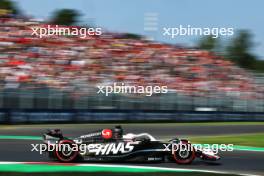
101 129 113 139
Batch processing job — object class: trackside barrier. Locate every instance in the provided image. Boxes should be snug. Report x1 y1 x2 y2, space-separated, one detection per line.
0 109 264 123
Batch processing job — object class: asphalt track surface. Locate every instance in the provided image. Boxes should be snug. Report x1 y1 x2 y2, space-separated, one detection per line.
0 123 263 175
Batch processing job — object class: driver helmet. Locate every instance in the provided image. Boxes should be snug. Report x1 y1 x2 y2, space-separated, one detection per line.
114 125 123 139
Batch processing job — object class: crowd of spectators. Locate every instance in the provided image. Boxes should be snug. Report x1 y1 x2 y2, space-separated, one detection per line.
0 16 263 100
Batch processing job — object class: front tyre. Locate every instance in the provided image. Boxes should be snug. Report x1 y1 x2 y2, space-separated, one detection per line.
172 140 195 164
55 140 79 162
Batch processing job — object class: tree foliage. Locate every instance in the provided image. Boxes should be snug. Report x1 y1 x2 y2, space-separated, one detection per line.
123 33 142 39
197 30 264 72
197 36 219 52
50 9 80 26
0 0 19 14
226 30 256 69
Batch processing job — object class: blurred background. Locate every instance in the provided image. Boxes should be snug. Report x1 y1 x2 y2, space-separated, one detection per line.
0 0 264 123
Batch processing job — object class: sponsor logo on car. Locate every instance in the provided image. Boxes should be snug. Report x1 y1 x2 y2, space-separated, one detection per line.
80 132 101 138
87 142 134 155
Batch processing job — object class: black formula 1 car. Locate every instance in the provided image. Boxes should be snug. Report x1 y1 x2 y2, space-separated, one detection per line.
42 126 220 164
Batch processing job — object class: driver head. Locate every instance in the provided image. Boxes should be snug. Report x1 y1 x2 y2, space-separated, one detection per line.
114 125 123 139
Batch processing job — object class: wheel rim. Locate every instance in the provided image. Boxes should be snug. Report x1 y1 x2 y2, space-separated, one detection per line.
55 140 78 162
173 141 195 164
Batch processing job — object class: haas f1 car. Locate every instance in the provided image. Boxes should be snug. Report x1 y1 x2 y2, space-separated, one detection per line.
42 126 220 164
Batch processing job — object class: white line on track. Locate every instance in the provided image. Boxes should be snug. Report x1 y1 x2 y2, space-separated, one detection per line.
0 161 261 176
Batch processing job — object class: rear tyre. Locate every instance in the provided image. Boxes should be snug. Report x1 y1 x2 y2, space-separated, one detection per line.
55 140 79 162
172 140 195 164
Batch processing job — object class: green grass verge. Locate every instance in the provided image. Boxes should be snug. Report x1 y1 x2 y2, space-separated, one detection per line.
0 173 237 176
0 164 238 176
190 133 264 147
0 135 41 140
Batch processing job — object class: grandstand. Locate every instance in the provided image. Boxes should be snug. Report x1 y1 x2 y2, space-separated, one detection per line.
0 16 263 112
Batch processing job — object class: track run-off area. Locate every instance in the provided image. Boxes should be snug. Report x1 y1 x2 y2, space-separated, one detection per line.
0 123 263 176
